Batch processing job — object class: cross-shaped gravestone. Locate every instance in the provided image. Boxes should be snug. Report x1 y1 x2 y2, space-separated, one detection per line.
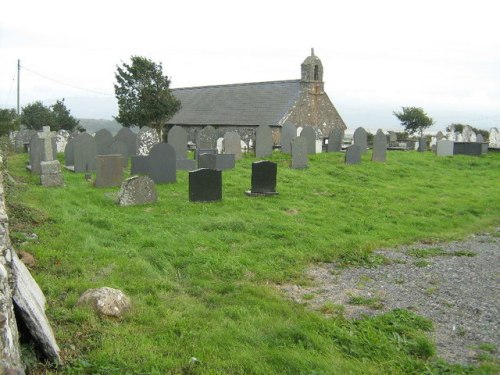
38 126 56 161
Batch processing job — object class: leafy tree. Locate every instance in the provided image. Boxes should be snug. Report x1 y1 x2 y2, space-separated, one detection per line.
393 107 434 138
51 99 81 131
114 56 181 138
0 108 20 137
20 101 56 130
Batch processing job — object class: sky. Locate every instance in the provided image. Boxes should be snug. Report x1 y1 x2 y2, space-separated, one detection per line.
1 0 499 133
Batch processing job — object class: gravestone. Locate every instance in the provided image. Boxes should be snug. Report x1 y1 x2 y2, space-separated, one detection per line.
300 126 316 154
353 127 368 153
223 132 242 159
117 176 157 206
255 125 273 157
189 168 222 202
327 128 343 152
28 134 45 174
246 161 278 196
147 143 176 184
196 126 217 149
436 140 454 156
418 137 427 152
13 129 37 153
130 155 150 175
195 148 217 162
281 122 296 154
489 127 499 147
453 142 482 156
115 127 137 157
168 126 188 160
436 131 445 141
388 131 397 143
216 137 224 154
137 127 159 156
94 129 114 155
64 138 75 167
95 155 124 187
176 159 197 171
109 140 128 163
475 134 484 143
198 153 235 171
372 129 387 162
291 136 308 169
40 160 64 187
345 145 362 165
462 125 473 142
55 129 70 153
73 133 97 173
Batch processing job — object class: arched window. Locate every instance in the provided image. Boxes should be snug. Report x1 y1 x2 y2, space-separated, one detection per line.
314 65 319 81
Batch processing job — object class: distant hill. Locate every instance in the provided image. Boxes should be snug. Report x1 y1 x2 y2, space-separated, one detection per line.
77 119 139 135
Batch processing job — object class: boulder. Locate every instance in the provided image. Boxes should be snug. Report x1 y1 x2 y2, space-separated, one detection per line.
76 287 131 317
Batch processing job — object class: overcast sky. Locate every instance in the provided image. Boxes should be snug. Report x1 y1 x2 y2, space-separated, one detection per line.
1 0 499 132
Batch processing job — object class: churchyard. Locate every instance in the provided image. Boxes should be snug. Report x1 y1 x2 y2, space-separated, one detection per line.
3 128 500 374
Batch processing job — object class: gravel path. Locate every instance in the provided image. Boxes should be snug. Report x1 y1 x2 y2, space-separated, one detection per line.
279 231 500 365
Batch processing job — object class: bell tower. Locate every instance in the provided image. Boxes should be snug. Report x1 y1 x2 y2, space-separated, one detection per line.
301 48 324 94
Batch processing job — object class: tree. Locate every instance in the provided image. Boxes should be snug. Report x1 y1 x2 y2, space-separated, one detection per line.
114 56 181 138
0 108 20 137
51 99 81 131
393 107 434 138
20 100 81 132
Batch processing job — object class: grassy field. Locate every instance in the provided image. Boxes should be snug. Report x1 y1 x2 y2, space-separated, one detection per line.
5 148 500 374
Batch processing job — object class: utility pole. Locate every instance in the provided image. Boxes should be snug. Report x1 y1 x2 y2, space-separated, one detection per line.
17 59 20 115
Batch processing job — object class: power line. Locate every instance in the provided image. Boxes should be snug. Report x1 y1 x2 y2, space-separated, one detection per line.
2 74 16 108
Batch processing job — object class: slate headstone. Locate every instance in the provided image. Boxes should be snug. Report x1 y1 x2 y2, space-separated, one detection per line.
95 155 124 187
281 122 296 154
255 125 273 157
345 145 362 165
176 159 197 171
189 168 222 202
475 134 484 143
64 138 75 167
436 140 454 156
73 133 97 173
418 137 427 152
246 161 278 196
198 153 235 171
196 125 217 149
291 136 308 169
28 134 45 174
453 142 482 156
300 126 316 154
147 143 176 183
327 128 343 152
109 140 128 163
137 127 160 156
130 155 149 175
168 126 188 160
353 127 368 153
372 129 387 162
117 176 157 206
94 129 114 155
223 132 242 159
195 148 217 162
115 127 138 157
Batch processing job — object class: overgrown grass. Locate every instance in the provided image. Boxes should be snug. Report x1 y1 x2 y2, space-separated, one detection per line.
5 148 500 374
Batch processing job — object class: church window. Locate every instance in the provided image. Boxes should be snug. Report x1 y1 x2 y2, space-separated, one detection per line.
314 65 319 80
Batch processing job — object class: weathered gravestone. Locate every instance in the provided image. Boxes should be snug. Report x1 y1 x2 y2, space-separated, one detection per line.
73 133 97 173
13 129 37 153
64 138 75 167
195 148 217 163
147 143 176 183
198 153 235 171
436 140 454 156
388 131 397 143
28 128 58 173
372 129 387 162
291 136 308 169
353 127 368 153
109 140 128 163
137 127 160 156
117 176 157 206
489 127 500 147
94 129 114 155
55 129 70 153
130 155 150 175
223 132 242 159
300 126 316 154
95 155 124 187
196 125 217 149
216 137 224 154
255 125 273 157
462 125 473 142
476 134 484 143
168 126 188 160
345 144 362 165
115 127 137 157
418 137 427 152
281 122 296 154
40 161 64 187
327 128 343 152
189 168 222 202
436 131 445 141
246 161 278 196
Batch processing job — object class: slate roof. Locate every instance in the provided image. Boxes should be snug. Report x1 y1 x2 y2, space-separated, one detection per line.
168 80 302 126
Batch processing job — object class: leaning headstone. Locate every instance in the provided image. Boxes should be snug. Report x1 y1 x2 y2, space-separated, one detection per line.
95 155 124 187
115 127 137 157
189 168 222 202
109 140 128 163
372 129 387 162
462 125 473 142
168 126 188 160
196 125 217 149
436 140 454 156
137 127 160 156
327 128 343 152
300 126 316 154
353 127 368 153
147 143 176 184
94 129 114 155
291 136 308 169
198 153 235 171
117 176 157 206
489 127 499 147
255 125 273 157
40 160 64 187
345 144 362 165
64 138 75 167
223 132 242 159
73 133 97 173
281 122 296 154
246 161 278 196
418 137 427 152
130 155 150 175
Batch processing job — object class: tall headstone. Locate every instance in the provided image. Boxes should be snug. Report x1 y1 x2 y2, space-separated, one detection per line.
109 140 128 163
223 132 242 159
462 125 473 142
418 137 427 152
353 127 368 153
291 136 308 169
95 155 124 187
281 122 296 154
115 127 138 157
327 128 343 152
255 125 273 157
246 161 278 196
300 126 316 154
64 138 75 167
489 127 499 147
117 176 157 206
168 126 188 160
345 145 362 165
94 129 114 155
372 129 387 162
147 143 176 184
196 126 217 149
130 155 150 175
28 134 45 174
436 140 454 156
189 168 222 202
137 127 160 156
55 129 70 153
73 133 97 173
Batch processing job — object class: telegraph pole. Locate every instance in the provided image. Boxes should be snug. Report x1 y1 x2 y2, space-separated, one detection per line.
17 59 20 115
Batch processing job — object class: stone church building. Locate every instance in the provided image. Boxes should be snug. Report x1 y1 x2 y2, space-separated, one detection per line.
166 50 347 145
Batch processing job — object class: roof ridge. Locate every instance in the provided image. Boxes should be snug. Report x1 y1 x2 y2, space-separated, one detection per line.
172 79 300 91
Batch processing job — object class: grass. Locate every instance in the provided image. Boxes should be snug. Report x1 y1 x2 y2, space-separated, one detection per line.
4 147 500 374
346 295 384 310
408 247 477 258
